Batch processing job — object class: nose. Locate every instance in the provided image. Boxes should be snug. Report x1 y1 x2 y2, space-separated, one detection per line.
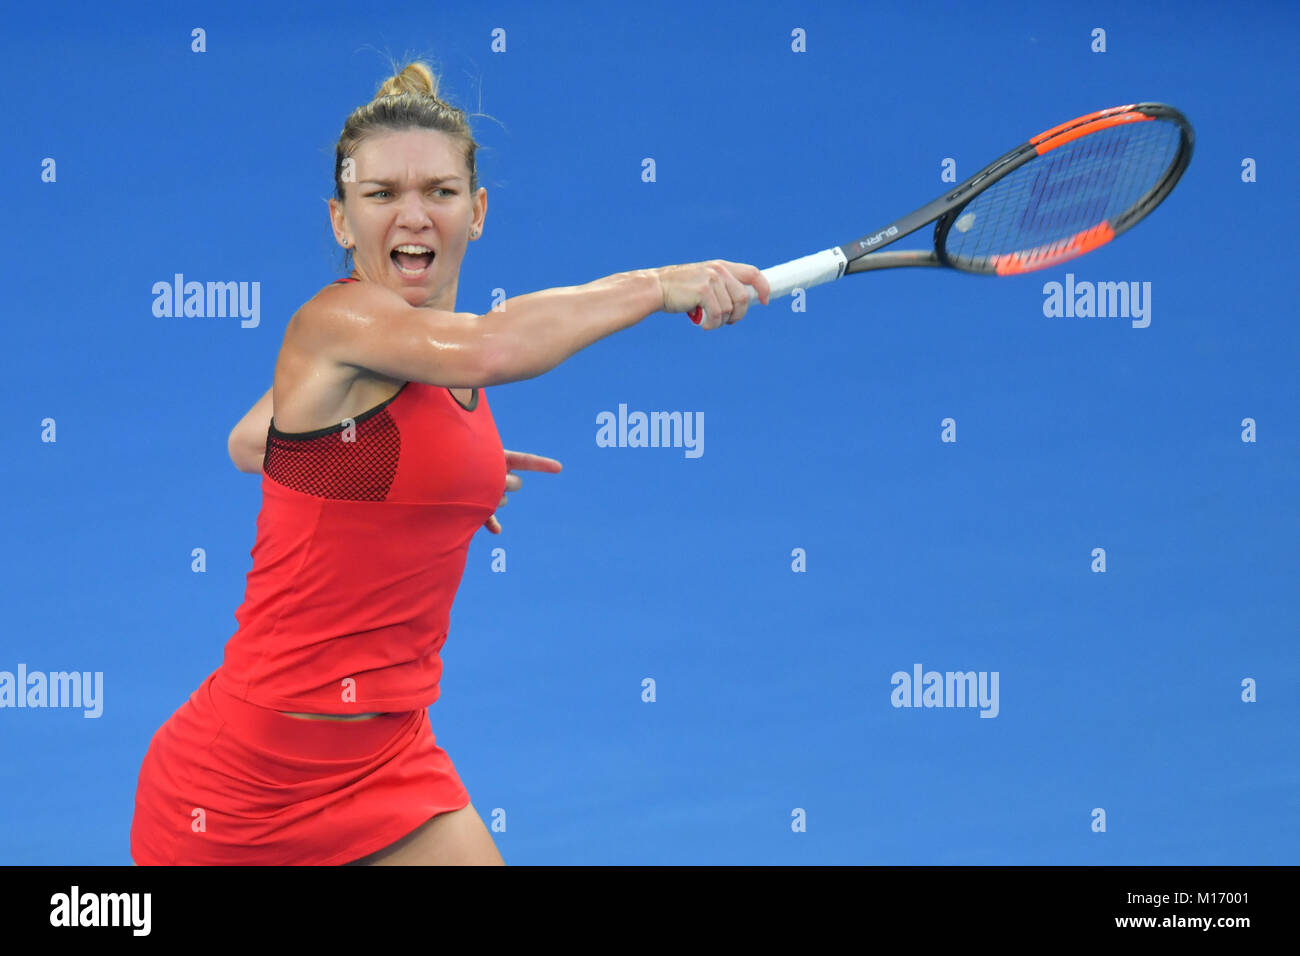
394 191 434 230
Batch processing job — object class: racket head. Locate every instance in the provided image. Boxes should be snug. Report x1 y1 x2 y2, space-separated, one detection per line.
935 103 1194 275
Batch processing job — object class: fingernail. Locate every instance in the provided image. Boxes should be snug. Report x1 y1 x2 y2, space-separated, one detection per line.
691 311 702 325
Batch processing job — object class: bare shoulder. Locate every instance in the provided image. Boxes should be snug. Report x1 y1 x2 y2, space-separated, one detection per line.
290 280 408 345
284 279 485 389
271 285 383 432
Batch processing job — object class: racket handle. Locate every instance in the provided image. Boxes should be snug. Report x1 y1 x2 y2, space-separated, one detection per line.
687 247 848 324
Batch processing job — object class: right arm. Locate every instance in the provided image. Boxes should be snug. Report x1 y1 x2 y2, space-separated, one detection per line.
479 269 666 383
298 262 767 387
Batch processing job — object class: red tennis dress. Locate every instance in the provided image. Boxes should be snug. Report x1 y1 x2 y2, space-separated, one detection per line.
130 277 507 865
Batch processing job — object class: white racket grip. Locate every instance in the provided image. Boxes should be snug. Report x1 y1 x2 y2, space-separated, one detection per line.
749 247 849 303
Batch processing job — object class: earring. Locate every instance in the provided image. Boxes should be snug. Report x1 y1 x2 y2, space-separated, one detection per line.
471 228 478 237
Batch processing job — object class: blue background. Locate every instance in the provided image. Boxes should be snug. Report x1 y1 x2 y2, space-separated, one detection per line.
2 0 1296 864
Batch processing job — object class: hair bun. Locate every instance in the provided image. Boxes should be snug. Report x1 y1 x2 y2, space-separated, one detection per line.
375 61 438 100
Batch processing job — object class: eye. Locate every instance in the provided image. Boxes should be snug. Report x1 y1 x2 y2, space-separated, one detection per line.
365 190 391 199
433 187 454 197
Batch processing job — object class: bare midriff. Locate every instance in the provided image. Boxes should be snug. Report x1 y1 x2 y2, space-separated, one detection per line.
279 711 387 721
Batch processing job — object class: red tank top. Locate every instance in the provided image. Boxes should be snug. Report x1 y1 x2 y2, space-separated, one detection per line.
215 278 506 713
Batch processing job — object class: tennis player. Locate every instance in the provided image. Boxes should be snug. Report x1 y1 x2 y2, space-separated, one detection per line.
129 60 769 866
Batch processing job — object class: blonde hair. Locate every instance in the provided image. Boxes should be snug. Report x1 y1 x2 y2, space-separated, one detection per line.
333 60 480 268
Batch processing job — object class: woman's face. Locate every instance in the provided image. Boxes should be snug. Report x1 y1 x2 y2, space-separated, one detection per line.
329 128 486 309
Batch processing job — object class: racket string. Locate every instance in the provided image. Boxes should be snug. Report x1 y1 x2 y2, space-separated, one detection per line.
943 119 1183 270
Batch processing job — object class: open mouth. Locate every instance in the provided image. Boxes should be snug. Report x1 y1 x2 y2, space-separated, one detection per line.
390 244 435 277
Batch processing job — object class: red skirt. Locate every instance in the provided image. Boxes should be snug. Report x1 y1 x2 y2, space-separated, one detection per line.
130 667 470 865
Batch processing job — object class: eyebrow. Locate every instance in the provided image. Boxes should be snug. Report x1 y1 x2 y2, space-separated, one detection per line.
359 176 464 187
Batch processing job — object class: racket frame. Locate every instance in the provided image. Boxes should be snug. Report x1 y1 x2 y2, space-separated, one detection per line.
837 102 1194 277
697 102 1193 320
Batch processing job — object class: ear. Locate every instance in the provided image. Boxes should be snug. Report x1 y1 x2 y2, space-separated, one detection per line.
473 187 487 234
327 197 346 244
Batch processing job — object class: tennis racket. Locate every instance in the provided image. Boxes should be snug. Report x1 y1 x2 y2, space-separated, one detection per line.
688 102 1193 324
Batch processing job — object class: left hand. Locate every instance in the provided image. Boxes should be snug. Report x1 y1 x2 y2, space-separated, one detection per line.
483 449 563 533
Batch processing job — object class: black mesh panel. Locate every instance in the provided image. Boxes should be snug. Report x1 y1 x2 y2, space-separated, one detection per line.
264 411 401 500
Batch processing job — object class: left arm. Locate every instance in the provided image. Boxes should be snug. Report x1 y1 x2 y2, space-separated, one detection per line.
228 386 273 473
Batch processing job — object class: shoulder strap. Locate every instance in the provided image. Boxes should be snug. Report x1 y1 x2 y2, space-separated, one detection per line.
332 277 359 284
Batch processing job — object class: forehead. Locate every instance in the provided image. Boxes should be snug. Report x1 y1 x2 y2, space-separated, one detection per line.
352 128 465 177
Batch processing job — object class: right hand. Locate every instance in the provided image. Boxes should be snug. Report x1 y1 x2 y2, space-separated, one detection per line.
654 260 771 330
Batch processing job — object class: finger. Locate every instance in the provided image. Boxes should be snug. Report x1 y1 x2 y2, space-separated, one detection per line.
724 275 750 323
695 295 714 329
497 493 508 508
696 267 723 330
504 473 522 492
713 271 736 328
728 261 770 306
484 514 501 533
502 450 564 473
703 281 727 331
